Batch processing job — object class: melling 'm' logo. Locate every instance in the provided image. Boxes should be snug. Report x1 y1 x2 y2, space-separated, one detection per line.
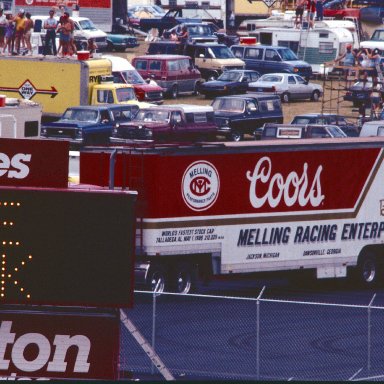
182 161 220 211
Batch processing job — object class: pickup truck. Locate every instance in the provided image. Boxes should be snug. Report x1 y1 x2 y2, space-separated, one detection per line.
41 104 139 148
260 123 347 140
110 104 218 143
139 8 201 34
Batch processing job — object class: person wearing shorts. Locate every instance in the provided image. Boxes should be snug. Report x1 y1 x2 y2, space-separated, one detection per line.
307 0 316 29
0 9 7 53
294 0 306 28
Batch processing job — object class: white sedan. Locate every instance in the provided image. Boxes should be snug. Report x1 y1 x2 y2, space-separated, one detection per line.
248 73 323 103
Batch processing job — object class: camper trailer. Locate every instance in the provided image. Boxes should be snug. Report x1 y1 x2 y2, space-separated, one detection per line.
0 98 42 139
248 25 357 76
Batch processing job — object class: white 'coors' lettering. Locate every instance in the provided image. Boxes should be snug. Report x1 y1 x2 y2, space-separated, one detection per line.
0 321 90 373
0 153 31 179
246 156 325 208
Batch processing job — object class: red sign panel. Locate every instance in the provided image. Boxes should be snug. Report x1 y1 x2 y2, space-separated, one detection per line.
0 309 119 380
0 139 68 189
80 147 382 218
15 0 111 8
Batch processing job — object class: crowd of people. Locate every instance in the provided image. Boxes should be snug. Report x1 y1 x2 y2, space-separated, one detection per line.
0 7 96 57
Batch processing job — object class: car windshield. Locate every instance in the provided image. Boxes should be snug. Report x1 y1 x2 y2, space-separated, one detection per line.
134 109 170 122
78 19 97 31
326 126 346 137
260 75 283 82
292 117 311 124
218 72 242 82
208 46 236 59
371 30 384 41
116 88 136 102
212 98 245 112
276 48 298 61
188 24 215 36
62 109 99 122
116 70 146 85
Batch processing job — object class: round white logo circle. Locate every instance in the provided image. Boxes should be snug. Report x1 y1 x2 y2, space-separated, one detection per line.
182 161 220 211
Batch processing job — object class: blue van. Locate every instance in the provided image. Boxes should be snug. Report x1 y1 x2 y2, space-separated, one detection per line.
230 44 312 80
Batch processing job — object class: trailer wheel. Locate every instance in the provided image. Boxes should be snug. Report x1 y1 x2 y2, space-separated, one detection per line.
172 263 194 294
147 264 167 293
357 254 381 288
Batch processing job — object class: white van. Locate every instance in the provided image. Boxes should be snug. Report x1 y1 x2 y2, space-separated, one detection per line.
360 120 384 137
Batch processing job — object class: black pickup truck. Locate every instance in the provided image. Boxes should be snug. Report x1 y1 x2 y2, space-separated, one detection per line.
139 8 201 34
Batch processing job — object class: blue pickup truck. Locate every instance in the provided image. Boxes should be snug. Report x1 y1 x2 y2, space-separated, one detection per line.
41 104 139 148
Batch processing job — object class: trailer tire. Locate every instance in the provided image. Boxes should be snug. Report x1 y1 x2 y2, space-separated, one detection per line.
171 262 195 294
147 264 167 293
356 254 382 288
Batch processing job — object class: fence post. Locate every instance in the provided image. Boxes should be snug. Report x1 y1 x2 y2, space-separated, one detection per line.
151 281 161 374
256 286 266 381
367 293 376 375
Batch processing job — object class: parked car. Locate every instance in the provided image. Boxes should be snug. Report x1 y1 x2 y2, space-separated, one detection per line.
41 104 139 148
248 73 323 102
132 54 203 98
212 93 283 141
343 80 384 107
291 113 360 137
359 120 384 136
110 104 218 143
147 41 245 81
360 28 384 51
230 44 313 80
260 123 347 140
198 69 261 97
106 33 139 51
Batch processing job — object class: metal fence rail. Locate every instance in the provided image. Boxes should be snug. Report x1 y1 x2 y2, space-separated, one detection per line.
119 290 384 381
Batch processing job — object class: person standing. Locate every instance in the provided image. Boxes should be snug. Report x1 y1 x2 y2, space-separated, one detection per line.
13 9 25 54
23 12 33 55
43 9 58 55
316 0 324 21
294 0 306 28
64 11 77 56
3 14 15 55
306 0 316 29
0 9 7 54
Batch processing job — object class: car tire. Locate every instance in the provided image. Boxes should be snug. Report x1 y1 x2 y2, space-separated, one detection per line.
193 82 201 96
207 74 218 81
311 90 320 102
107 41 114 51
80 41 88 51
171 85 178 99
281 92 290 103
230 130 243 142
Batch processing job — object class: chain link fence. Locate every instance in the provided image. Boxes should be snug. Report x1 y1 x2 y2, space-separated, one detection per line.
119 290 384 381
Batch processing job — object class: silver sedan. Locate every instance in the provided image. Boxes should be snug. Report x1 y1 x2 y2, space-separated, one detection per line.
248 73 323 103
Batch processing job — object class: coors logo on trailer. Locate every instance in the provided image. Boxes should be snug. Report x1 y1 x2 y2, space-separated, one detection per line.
0 312 119 380
182 161 220 211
